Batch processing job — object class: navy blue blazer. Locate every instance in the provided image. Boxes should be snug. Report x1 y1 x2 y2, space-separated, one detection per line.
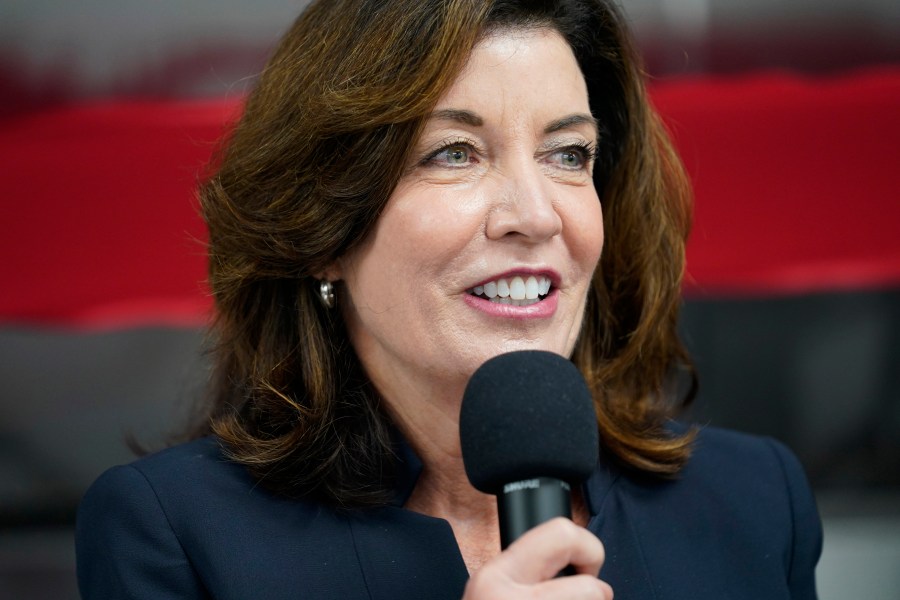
76 426 822 599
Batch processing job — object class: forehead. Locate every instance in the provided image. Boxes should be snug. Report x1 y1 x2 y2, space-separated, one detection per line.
433 26 590 115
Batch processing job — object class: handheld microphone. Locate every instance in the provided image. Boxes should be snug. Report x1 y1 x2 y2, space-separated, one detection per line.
459 350 599 550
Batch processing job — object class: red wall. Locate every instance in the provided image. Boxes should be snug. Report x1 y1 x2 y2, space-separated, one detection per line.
2 68 899 327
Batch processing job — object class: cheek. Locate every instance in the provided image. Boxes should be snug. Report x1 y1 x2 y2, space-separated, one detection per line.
566 196 605 271
384 186 485 269
345 187 481 303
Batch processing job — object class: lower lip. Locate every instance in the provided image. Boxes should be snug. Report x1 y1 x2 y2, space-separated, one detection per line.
462 289 559 319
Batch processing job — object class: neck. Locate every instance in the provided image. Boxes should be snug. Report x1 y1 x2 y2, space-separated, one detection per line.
371 366 591 572
391 391 494 522
382 379 502 572
403 457 501 573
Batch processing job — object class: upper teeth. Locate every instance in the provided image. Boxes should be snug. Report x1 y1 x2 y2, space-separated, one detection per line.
470 275 552 301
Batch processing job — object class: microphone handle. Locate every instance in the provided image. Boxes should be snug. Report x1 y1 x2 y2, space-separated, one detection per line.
497 476 573 548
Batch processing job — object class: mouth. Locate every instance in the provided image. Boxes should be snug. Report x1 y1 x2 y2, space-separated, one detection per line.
466 275 553 307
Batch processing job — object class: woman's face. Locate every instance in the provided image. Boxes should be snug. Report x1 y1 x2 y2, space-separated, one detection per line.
336 27 604 401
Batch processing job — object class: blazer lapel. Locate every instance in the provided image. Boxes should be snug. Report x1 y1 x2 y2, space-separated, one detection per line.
585 456 660 600
348 507 469 600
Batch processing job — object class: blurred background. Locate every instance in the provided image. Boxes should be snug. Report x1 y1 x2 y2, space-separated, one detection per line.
1 0 898 598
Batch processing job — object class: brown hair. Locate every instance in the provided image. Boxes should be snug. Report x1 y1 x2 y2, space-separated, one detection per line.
196 0 695 507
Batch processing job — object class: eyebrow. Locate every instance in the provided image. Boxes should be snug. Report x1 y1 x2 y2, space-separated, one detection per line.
429 109 483 127
544 113 599 137
428 109 598 137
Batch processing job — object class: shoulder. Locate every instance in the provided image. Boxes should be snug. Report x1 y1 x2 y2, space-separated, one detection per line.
79 437 252 527
693 427 822 569
115 435 235 483
610 425 817 522
677 426 821 542
689 427 823 596
75 438 226 598
592 426 822 599
687 425 809 487
78 436 230 520
77 438 359 599
77 435 332 545
96 436 254 501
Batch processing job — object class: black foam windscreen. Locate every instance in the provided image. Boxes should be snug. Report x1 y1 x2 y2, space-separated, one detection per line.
459 350 599 495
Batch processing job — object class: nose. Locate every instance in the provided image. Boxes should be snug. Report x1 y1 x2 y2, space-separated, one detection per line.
485 158 563 243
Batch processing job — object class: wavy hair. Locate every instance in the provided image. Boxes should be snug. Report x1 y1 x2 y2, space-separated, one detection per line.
195 0 696 506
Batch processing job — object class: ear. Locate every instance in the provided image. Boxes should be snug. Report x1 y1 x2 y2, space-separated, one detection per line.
315 260 342 282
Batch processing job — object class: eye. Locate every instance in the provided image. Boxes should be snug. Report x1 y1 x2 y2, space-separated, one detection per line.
421 138 480 168
558 149 584 168
548 143 594 170
439 145 471 166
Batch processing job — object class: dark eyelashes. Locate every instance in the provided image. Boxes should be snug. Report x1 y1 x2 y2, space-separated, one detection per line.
561 141 599 163
420 137 479 164
545 141 599 171
418 138 599 167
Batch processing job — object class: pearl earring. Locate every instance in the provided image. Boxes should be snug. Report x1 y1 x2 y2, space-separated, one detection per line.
318 280 335 309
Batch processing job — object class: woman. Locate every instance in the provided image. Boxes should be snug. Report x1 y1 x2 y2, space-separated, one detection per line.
76 0 822 598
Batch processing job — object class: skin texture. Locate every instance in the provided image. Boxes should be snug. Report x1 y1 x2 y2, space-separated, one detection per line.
333 28 611 597
335 26 603 445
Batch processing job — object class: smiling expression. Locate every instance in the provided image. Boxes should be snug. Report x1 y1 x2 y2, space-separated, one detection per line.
334 27 605 403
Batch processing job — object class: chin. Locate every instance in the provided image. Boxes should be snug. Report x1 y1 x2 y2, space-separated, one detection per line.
474 338 573 365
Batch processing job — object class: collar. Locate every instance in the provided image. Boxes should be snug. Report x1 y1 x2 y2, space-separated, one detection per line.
386 426 622 516
387 431 424 507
